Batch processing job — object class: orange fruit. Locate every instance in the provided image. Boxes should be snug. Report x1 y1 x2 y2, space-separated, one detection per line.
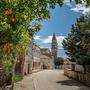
4 9 13 14
10 18 16 23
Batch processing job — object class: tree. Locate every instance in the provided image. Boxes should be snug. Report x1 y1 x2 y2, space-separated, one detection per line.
0 0 89 89
54 57 64 69
0 0 63 89
62 15 90 72
0 0 89 66
56 57 64 65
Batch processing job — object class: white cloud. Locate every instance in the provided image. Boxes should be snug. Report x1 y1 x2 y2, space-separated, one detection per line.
66 3 73 8
64 0 71 3
34 35 66 49
70 4 90 14
57 36 66 49
42 35 66 49
64 0 90 14
64 0 86 4
41 46 51 50
83 7 90 14
34 36 41 40
43 36 52 44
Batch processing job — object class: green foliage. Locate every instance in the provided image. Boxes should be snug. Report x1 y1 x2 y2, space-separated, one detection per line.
0 0 89 63
55 57 64 65
13 74 23 83
2 60 13 73
0 0 62 66
0 1 64 86
62 15 90 65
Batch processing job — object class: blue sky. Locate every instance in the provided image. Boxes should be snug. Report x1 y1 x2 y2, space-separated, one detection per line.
34 3 89 58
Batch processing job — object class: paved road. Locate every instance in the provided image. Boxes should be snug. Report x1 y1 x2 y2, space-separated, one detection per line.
14 74 35 90
14 70 90 90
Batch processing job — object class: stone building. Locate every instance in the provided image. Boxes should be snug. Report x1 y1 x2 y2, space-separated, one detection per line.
40 48 54 69
51 33 58 67
15 39 42 75
33 45 42 70
15 39 34 75
23 40 33 75
15 34 59 75
23 39 42 74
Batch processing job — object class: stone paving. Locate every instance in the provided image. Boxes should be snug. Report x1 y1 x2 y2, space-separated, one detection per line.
14 70 90 90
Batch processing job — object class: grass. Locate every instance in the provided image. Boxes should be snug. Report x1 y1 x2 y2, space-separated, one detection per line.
14 74 23 83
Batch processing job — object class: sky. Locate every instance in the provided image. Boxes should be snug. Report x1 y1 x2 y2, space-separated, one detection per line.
34 2 90 58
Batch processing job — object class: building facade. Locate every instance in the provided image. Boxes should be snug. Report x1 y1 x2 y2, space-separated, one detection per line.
23 40 42 74
15 39 34 75
23 40 33 75
15 34 58 75
33 45 42 70
40 48 54 69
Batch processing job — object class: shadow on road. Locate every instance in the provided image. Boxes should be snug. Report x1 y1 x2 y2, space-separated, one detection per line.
56 79 82 86
77 87 90 90
56 79 90 90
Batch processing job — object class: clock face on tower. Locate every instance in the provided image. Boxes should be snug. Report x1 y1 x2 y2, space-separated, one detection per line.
51 33 58 58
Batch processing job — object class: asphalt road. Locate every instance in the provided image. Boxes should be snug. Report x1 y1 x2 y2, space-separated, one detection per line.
14 70 90 90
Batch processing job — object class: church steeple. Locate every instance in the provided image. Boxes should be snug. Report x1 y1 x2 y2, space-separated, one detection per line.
51 33 58 58
52 33 57 43
52 33 56 40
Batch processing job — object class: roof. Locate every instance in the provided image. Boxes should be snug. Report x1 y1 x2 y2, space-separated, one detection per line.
40 48 53 58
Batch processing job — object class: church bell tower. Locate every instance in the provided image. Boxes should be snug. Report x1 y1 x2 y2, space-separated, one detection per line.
51 33 58 60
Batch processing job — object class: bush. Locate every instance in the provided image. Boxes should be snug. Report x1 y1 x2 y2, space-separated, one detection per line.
13 74 23 83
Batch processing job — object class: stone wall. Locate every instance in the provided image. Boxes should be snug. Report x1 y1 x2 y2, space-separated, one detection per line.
64 68 90 86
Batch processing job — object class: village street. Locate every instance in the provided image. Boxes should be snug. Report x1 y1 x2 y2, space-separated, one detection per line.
14 70 90 90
